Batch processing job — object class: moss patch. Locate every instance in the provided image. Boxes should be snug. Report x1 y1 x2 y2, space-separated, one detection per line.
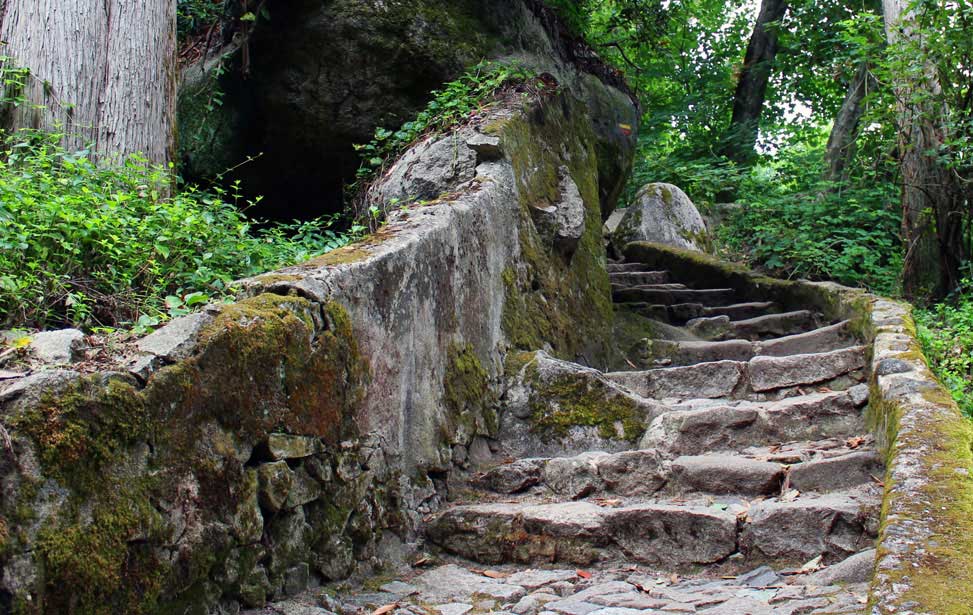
528 372 644 442
499 95 615 366
443 343 498 440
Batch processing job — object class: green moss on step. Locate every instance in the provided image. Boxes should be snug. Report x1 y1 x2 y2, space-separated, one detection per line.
529 374 644 442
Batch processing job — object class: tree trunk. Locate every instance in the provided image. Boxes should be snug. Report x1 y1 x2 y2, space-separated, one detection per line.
723 0 790 165
883 0 963 298
0 0 177 165
823 61 874 185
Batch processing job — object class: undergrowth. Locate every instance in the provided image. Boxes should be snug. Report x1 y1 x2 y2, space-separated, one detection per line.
0 130 361 332
916 286 973 419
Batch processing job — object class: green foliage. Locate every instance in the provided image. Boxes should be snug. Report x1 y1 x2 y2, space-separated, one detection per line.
0 130 361 331
917 288 973 419
715 135 901 294
351 61 536 194
176 0 225 40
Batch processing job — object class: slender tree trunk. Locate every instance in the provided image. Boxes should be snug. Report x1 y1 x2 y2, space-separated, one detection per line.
0 0 177 165
723 0 790 165
883 0 963 298
823 61 874 185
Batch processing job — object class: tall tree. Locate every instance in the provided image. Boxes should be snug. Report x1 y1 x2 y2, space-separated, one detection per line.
0 0 177 165
823 61 875 184
722 0 790 165
882 0 963 298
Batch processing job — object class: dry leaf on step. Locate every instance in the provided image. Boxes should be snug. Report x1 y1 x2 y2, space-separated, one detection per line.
781 489 801 502
800 555 823 572
576 570 592 579
481 570 508 579
372 604 399 615
846 436 865 449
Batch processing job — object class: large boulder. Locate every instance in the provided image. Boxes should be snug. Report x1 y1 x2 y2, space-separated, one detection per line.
612 183 709 252
177 0 638 220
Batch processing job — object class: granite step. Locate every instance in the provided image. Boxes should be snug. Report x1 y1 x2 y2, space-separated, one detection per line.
687 310 819 341
608 345 867 398
646 326 861 366
612 287 737 307
427 488 879 568
608 270 670 286
638 388 869 455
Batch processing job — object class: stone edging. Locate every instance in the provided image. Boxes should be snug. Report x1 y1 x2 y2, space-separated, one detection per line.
865 298 973 615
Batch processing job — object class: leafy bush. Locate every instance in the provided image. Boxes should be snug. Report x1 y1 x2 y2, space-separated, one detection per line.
177 0 225 40
0 131 360 331
916 289 973 419
713 137 902 295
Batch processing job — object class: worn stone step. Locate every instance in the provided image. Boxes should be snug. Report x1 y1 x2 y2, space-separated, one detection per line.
426 500 738 567
749 346 866 392
427 489 879 568
607 360 746 400
608 270 670 286
741 491 880 565
612 287 737 307
607 345 867 399
646 328 862 368
788 449 885 492
704 301 779 321
668 454 783 496
688 310 819 342
607 262 653 273
647 339 756 366
639 388 868 455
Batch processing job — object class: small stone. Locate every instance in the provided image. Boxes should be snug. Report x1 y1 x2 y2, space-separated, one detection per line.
283 562 310 597
876 358 914 376
136 311 211 361
587 608 642 615
435 604 473 615
544 601 601 615
380 581 419 596
735 565 782 588
257 460 294 513
268 433 322 460
285 466 323 509
506 569 578 590
465 132 503 160
30 329 85 363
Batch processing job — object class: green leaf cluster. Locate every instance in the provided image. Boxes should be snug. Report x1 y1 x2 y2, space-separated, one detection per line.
917 287 973 419
0 130 361 331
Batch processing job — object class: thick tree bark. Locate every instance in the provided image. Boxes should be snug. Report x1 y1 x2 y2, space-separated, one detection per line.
823 61 874 184
883 0 963 298
0 0 177 165
723 0 790 165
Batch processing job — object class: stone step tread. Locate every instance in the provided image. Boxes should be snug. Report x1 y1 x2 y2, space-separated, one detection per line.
639 387 870 455
615 301 782 326
608 271 670 285
606 345 867 399
607 262 656 273
470 444 882 499
612 287 738 307
687 310 821 342
427 490 880 567
647 327 860 367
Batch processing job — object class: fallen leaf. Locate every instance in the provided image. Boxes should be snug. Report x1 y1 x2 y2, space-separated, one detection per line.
781 489 801 502
800 555 823 572
413 557 431 567
846 436 865 449
481 570 508 579
576 569 592 579
594 498 623 508
669 573 680 585
817 387 832 393
372 604 399 615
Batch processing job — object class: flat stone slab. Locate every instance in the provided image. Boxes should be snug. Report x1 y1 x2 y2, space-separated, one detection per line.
749 346 866 392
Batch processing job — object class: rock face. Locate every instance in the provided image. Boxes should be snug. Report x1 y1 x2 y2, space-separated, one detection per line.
612 183 708 252
0 47 635 611
178 0 638 221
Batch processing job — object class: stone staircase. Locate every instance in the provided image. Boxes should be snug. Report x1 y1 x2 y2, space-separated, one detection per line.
416 259 881 614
